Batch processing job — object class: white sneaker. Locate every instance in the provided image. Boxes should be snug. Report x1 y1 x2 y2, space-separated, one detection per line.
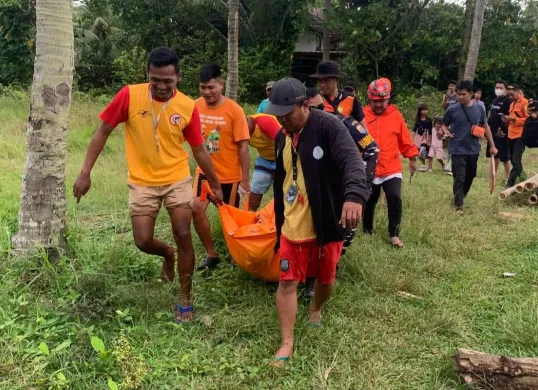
419 166 428 172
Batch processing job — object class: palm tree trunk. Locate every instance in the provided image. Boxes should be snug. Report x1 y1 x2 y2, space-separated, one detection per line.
458 0 474 80
12 0 74 258
322 0 331 61
226 0 239 101
463 0 485 81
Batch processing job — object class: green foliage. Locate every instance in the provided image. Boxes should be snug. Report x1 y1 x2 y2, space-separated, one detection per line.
3 92 538 388
112 47 147 87
0 0 34 86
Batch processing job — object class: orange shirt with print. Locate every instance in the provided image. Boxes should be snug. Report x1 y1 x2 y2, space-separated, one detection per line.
195 97 250 183
508 97 529 139
99 83 203 186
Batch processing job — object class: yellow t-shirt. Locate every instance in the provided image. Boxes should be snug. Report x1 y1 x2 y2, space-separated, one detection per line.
248 114 281 161
99 83 202 186
281 134 316 242
195 97 250 183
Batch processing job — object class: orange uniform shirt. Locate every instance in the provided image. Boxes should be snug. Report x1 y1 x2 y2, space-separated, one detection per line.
508 97 529 139
195 98 250 183
248 113 281 161
99 83 203 186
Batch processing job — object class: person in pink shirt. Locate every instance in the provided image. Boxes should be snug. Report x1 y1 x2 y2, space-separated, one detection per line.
427 117 446 172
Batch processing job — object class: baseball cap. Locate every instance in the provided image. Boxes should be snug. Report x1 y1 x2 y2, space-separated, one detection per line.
507 84 521 91
266 81 275 90
265 78 307 116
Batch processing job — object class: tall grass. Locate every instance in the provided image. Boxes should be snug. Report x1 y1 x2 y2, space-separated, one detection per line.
1 90 538 389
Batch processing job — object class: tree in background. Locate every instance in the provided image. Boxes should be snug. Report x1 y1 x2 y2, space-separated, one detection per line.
458 0 474 81
12 0 74 256
323 0 331 60
226 0 239 100
463 0 485 81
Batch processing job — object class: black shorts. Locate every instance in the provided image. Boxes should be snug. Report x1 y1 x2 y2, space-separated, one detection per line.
193 172 240 207
486 136 509 162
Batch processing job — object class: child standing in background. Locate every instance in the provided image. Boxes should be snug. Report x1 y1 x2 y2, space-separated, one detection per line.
428 117 446 172
413 104 432 172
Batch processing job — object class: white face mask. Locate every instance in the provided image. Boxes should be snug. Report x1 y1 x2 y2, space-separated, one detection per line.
495 88 506 97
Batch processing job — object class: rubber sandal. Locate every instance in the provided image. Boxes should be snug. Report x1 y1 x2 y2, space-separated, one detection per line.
196 256 221 271
174 305 193 323
270 355 292 367
390 237 404 248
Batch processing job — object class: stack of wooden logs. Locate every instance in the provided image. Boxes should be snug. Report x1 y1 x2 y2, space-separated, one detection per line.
499 173 538 204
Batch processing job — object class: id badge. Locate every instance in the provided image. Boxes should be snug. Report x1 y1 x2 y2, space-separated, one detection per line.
286 183 299 205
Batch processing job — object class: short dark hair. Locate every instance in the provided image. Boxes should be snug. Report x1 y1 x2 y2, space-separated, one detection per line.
306 88 320 98
200 64 222 83
344 81 357 91
147 47 180 74
434 116 443 125
475 88 482 93
457 80 474 93
448 80 457 86
496 80 508 88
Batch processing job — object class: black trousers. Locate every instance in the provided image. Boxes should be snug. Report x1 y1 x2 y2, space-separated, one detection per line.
451 154 479 209
507 138 525 188
363 177 402 237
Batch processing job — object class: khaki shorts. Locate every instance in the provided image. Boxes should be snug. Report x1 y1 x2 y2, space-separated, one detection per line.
128 177 193 218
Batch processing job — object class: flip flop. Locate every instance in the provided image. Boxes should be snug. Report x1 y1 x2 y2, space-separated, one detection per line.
270 355 293 367
174 305 194 324
390 237 404 248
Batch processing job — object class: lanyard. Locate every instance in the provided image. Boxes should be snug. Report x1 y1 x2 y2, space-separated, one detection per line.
148 88 172 153
289 131 301 183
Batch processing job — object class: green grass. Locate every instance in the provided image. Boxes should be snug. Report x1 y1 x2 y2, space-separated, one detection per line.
2 90 538 389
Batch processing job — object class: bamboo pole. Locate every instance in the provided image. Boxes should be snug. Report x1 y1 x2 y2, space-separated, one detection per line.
515 174 538 193
499 185 518 200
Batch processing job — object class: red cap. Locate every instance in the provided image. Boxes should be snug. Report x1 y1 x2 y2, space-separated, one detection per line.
368 78 392 100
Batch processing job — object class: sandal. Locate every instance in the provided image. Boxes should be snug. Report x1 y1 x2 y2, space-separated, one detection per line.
174 305 194 323
390 237 404 248
270 354 293 367
196 256 221 271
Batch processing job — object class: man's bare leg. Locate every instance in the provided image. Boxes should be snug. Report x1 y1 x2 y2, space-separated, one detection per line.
309 280 335 324
248 192 264 211
192 197 219 259
169 207 195 322
275 281 299 360
131 215 175 282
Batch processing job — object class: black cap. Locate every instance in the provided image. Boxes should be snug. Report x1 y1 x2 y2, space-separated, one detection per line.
265 78 307 116
507 84 521 91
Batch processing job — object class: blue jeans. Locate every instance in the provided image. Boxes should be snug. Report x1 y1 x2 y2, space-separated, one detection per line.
251 156 276 194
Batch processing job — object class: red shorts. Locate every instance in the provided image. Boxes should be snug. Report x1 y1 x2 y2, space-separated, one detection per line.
279 235 343 284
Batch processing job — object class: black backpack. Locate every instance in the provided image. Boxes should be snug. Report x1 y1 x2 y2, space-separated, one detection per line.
521 117 538 148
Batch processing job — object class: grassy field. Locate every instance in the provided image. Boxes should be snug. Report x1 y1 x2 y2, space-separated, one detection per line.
1 89 538 390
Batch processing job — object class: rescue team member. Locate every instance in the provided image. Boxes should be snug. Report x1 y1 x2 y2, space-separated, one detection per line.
442 80 497 213
73 48 223 323
486 81 512 181
307 88 378 248
246 113 282 211
504 84 529 188
362 78 418 248
266 78 370 364
343 80 358 97
193 64 251 270
310 61 368 130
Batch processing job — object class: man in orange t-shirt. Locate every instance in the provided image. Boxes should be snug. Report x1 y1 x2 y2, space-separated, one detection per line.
503 84 529 187
73 48 222 323
193 64 250 270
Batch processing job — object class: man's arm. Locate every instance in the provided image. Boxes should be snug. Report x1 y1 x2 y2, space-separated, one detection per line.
73 122 114 202
484 123 497 154
351 97 366 124
442 94 448 110
238 140 250 193
191 145 223 203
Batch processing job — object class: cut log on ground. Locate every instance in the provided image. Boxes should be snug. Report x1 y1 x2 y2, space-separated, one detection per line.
529 194 538 205
455 348 538 389
499 186 519 200
515 174 538 193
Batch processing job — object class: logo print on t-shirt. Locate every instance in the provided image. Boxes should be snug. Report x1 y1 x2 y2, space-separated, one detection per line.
170 114 182 125
337 106 344 113
207 126 220 154
280 259 289 272
313 146 324 160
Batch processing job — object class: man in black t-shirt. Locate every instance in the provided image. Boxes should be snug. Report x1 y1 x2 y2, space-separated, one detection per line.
487 80 512 181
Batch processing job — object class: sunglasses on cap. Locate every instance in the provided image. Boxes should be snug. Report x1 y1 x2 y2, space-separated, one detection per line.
370 91 390 98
